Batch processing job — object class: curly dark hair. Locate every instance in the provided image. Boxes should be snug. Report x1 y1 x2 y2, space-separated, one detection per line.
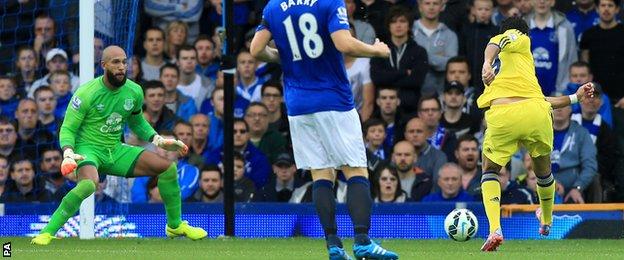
499 17 529 35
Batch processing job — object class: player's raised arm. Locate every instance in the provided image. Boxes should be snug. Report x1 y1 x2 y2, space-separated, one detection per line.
481 44 500 86
545 82 595 109
331 30 390 58
59 91 88 175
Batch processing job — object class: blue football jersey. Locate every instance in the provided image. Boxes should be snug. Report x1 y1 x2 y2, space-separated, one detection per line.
257 0 354 116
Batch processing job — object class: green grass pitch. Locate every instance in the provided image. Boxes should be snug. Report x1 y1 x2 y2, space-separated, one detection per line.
5 237 624 259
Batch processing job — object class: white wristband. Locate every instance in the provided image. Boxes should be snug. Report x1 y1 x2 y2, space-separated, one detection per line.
568 94 578 104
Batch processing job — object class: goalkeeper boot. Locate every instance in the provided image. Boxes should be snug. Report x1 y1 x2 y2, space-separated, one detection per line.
480 228 503 252
353 240 399 260
166 221 207 240
31 233 56 246
535 207 551 236
328 246 352 260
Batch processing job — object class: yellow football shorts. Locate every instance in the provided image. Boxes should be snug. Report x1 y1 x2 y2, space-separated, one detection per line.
482 98 553 166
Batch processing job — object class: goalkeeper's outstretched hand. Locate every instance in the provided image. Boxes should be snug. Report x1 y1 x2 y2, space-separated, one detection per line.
61 149 84 176
153 134 189 156
575 82 595 102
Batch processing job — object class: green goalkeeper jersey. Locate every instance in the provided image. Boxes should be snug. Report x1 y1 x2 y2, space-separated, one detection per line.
59 76 156 149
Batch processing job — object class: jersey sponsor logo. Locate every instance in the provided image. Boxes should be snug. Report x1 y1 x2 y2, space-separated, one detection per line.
124 99 134 111
337 7 348 25
71 96 81 110
101 112 123 133
533 47 552 69
96 104 105 111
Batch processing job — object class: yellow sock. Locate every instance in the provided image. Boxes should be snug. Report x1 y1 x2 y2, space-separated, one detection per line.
536 175 556 225
481 178 502 234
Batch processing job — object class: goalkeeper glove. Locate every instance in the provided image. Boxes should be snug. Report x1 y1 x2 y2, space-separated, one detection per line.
61 149 84 176
152 134 189 156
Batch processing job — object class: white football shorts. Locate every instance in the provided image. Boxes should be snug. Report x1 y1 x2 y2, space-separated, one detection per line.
288 108 367 170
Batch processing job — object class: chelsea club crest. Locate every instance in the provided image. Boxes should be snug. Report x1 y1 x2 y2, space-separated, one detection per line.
124 99 134 111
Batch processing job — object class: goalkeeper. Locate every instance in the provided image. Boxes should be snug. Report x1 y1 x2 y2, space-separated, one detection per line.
32 46 207 245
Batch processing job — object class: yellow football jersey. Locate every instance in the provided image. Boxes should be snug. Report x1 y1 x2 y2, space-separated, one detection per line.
477 29 544 108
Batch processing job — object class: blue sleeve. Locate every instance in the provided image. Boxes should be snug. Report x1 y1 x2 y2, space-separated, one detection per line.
256 4 271 32
131 177 149 203
327 0 350 33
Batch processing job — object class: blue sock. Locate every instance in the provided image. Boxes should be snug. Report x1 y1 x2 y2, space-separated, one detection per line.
347 176 372 245
313 180 341 248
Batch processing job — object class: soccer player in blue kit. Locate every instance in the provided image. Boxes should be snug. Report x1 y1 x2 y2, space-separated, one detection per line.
250 0 398 259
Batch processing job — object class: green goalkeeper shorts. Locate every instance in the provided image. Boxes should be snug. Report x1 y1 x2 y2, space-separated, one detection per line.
75 143 145 177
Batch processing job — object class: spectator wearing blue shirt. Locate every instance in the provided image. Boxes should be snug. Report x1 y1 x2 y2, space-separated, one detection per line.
205 119 271 189
132 132 200 202
0 76 21 119
194 35 220 81
551 104 598 203
159 63 197 122
201 75 249 119
565 61 613 127
33 86 62 137
422 163 474 202
236 51 264 103
524 0 578 95
566 0 600 43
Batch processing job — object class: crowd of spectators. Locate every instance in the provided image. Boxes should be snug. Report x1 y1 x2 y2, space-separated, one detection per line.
0 0 623 205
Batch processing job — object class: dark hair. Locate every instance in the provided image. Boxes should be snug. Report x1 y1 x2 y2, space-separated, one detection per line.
595 0 621 6
194 34 215 48
376 85 398 96
159 129 175 137
362 118 387 135
373 164 404 201
130 56 144 82
499 17 529 35
15 45 38 66
159 63 179 77
34 85 54 99
177 45 197 60
456 134 479 151
0 116 16 130
142 80 165 94
234 118 249 131
261 81 283 96
144 27 165 41
0 75 17 88
10 157 33 173
246 102 269 114
446 56 470 71
201 164 223 178
233 151 245 163
417 94 442 111
385 5 414 35
569 61 592 74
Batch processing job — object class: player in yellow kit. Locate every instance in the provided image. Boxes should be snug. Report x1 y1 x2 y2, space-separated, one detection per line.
477 17 594 251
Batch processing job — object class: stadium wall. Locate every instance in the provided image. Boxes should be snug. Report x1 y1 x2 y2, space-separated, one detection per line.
0 203 622 239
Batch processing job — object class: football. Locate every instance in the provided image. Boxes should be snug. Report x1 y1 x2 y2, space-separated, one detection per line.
444 209 479 242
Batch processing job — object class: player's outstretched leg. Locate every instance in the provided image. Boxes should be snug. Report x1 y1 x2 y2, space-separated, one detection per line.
312 175 348 260
343 168 398 260
532 155 555 236
134 151 206 240
480 169 504 251
157 163 207 240
32 178 97 245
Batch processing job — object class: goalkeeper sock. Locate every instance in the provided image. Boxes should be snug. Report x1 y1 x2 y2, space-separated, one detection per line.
481 171 502 234
536 173 556 225
312 179 340 248
346 176 372 245
158 163 182 229
41 180 96 235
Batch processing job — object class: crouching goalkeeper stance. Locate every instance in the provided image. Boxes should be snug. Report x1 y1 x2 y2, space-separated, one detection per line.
32 46 206 245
